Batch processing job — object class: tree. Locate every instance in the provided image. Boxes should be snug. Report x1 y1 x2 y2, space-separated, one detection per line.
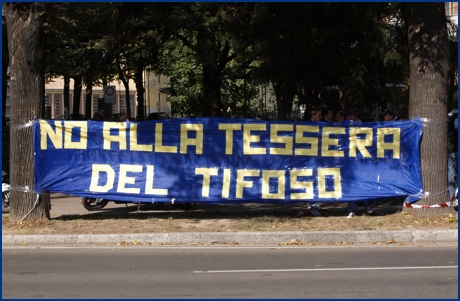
2 15 9 126
231 3 411 119
45 3 88 118
45 3 120 120
148 3 413 119
3 2 50 222
446 19 458 110
156 3 262 117
103 2 167 120
404 3 454 217
338 3 411 115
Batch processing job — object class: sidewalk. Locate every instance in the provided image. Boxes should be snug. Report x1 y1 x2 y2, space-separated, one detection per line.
2 194 458 246
3 229 457 247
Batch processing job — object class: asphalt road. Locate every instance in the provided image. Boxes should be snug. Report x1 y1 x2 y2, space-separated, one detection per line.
2 244 458 299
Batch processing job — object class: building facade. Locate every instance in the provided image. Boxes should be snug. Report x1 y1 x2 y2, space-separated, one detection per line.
4 72 170 120
446 2 458 24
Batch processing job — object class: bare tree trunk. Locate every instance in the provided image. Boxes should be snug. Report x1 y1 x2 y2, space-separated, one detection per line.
123 84 131 119
198 28 222 117
202 59 222 117
273 81 283 120
63 75 70 114
136 55 145 120
405 3 454 217
3 2 50 222
85 81 92 119
115 55 131 118
378 59 387 112
71 75 82 119
2 60 7 126
2 32 8 126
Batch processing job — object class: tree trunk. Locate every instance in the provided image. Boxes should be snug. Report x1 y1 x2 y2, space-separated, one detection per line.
85 81 92 119
198 29 222 117
3 2 50 222
405 3 453 217
63 75 70 114
119 75 131 119
136 55 145 120
115 55 131 118
2 55 7 126
378 59 387 113
2 25 8 126
273 80 292 120
273 81 283 120
72 75 82 119
124 83 131 119
203 62 222 117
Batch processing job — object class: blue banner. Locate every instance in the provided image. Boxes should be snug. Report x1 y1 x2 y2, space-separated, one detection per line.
33 118 424 204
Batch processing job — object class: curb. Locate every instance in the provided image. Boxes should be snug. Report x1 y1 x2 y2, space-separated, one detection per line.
2 229 458 246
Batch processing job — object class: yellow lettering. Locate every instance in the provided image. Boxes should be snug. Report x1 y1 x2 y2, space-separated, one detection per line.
294 125 319 156
243 124 266 155
236 169 260 198
222 168 231 198
290 169 314 200
218 123 242 155
145 165 168 195
318 168 342 199
130 123 152 151
377 128 400 159
63 121 87 149
321 127 344 157
155 123 178 153
349 127 373 158
261 170 285 199
195 167 219 197
117 164 142 194
103 122 127 150
269 124 293 155
180 123 203 154
89 164 115 192
40 120 62 150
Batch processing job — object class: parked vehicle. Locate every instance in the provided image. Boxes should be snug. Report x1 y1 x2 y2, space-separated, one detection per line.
112 113 121 121
146 112 170 120
2 171 10 213
80 196 196 211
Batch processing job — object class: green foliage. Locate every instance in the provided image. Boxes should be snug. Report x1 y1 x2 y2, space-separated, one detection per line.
12 2 454 118
445 216 457 223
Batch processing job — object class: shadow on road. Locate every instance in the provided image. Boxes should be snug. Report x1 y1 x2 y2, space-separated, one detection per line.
52 199 404 222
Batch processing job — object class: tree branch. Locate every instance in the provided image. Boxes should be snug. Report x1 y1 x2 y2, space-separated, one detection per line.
175 33 197 51
220 51 266 79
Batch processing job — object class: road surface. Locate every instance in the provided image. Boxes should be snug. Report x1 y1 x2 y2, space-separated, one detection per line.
2 244 457 298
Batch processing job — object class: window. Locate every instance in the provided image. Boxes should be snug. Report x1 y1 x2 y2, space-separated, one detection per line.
54 95 60 116
446 2 458 16
93 96 99 116
82 99 86 115
130 96 134 114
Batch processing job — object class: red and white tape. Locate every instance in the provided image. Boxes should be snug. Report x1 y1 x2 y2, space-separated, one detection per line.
404 202 454 208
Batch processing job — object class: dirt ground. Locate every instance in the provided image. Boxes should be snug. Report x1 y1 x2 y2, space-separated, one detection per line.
2 199 458 235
